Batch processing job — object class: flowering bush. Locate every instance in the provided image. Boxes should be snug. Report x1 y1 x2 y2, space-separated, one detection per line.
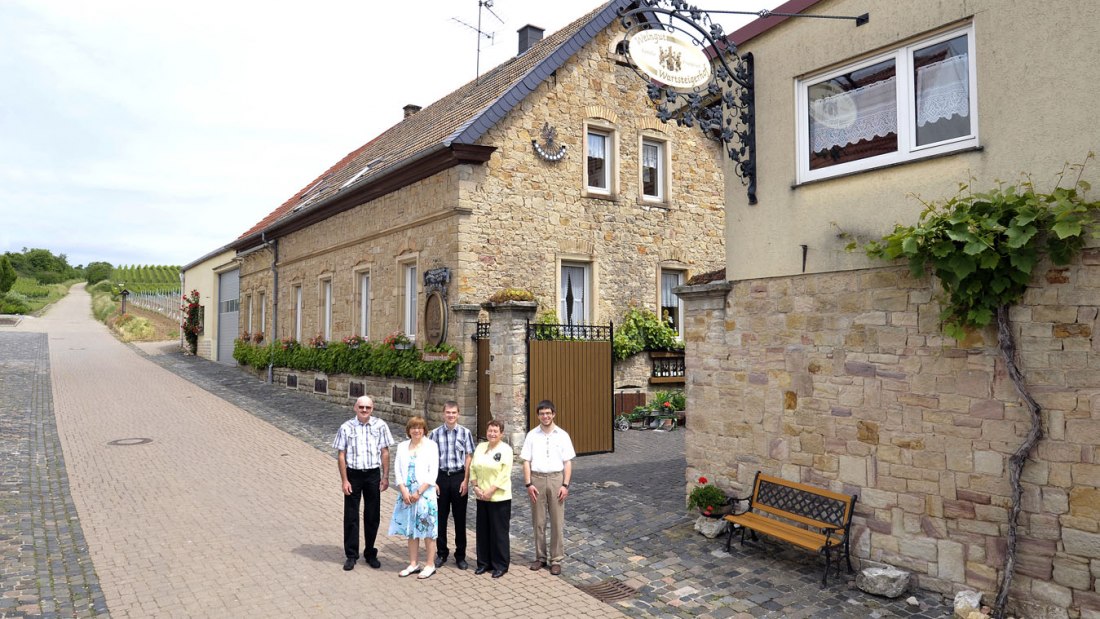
307 333 327 349
382 331 412 350
180 290 201 354
343 334 365 349
687 476 728 515
279 338 299 351
232 337 462 383
251 331 264 344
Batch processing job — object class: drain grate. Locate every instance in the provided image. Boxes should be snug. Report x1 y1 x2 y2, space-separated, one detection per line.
576 578 638 603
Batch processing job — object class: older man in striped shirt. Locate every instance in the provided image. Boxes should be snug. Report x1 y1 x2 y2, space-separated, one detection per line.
429 401 475 570
334 395 395 571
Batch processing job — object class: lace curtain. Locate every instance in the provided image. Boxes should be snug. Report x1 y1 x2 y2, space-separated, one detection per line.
810 53 968 152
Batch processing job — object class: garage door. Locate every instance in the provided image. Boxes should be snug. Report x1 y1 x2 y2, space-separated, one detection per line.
217 269 239 365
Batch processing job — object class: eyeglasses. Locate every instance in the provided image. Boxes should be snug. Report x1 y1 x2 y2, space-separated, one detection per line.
538 411 554 417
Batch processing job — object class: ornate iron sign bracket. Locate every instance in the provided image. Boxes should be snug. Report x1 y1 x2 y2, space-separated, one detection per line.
619 1 868 206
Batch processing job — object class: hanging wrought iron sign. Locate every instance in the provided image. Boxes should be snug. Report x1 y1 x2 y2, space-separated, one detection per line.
627 30 711 91
619 1 869 205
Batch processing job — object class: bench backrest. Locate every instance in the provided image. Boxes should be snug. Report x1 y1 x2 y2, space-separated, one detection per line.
750 472 856 532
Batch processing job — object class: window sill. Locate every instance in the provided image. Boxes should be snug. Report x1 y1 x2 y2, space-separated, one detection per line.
792 145 984 190
638 197 669 210
583 190 619 202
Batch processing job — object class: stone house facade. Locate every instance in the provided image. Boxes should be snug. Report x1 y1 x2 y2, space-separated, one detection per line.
680 0 1100 616
230 1 724 438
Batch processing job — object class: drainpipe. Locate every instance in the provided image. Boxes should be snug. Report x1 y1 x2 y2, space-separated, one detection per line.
267 233 279 384
179 269 185 352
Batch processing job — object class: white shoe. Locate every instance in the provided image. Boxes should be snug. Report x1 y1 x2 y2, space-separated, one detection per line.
399 564 421 577
417 565 436 579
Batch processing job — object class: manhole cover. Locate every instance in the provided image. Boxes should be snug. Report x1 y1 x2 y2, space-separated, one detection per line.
576 578 638 603
107 438 153 446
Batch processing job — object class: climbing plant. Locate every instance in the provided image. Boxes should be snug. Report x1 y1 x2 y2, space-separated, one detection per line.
861 156 1100 619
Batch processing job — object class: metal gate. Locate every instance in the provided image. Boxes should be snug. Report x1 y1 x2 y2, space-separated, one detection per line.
216 269 239 365
475 322 491 439
527 322 613 455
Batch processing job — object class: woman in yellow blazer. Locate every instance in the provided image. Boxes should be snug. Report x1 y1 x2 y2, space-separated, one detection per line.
470 419 512 577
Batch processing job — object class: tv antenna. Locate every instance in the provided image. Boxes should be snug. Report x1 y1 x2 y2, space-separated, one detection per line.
450 0 505 82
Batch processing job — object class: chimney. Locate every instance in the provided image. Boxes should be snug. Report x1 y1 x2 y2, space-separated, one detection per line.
403 104 421 119
517 24 544 55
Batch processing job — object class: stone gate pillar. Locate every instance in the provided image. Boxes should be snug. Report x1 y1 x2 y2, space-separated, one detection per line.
451 303 482 429
482 300 537 451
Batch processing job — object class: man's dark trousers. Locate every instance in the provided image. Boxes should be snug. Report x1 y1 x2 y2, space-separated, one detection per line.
343 467 381 560
435 470 468 561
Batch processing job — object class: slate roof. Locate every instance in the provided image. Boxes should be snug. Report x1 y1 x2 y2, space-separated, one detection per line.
234 0 634 249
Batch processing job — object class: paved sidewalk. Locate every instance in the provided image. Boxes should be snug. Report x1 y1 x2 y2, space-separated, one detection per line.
5 287 618 618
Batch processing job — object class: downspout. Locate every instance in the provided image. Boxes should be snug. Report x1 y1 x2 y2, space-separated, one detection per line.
268 233 279 384
179 269 185 352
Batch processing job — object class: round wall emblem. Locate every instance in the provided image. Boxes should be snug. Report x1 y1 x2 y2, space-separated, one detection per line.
628 29 712 91
424 291 447 347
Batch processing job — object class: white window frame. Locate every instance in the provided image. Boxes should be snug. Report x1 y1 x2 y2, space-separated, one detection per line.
796 23 978 183
583 121 617 197
357 271 371 338
559 261 591 326
321 278 332 340
402 261 418 340
245 293 253 333
293 285 302 341
659 268 685 339
258 292 266 338
640 136 667 202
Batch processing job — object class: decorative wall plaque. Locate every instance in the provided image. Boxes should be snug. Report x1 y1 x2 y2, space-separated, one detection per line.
424 291 447 347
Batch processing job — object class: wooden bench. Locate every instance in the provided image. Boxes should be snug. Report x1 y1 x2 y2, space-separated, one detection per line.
723 471 858 587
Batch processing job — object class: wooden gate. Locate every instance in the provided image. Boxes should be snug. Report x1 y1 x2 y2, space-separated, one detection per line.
527 323 613 455
476 322 491 440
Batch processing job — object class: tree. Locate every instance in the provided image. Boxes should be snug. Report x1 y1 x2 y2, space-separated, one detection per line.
0 256 16 293
862 157 1100 619
85 261 113 285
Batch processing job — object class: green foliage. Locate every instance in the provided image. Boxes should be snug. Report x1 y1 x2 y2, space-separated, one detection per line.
85 261 113 284
181 290 201 354
0 292 31 314
110 264 181 293
863 159 1100 340
687 475 727 513
0 256 15 293
612 307 684 361
91 289 119 321
11 277 50 298
654 388 686 411
4 248 78 284
233 337 463 383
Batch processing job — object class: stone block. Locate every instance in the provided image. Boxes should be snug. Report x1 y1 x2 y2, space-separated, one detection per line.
1063 528 1100 558
857 565 911 598
839 455 868 486
938 539 965 583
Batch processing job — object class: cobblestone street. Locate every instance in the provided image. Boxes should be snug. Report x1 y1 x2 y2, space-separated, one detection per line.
1 286 953 618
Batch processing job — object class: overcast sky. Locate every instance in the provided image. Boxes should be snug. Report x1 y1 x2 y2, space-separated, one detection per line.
1 0 765 268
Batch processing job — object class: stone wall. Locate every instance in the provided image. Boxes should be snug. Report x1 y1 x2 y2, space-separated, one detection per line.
680 248 1100 617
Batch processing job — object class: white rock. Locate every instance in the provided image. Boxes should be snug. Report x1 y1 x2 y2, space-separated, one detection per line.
906 596 920 607
954 590 983 619
856 565 911 598
693 515 728 539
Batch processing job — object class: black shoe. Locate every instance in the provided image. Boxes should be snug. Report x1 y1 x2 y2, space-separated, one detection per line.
343 558 355 571
474 566 489 575
365 556 381 569
455 558 469 570
492 569 507 578
434 555 445 568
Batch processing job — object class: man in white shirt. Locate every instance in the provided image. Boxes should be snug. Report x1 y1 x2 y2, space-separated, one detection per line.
333 395 394 571
521 399 576 576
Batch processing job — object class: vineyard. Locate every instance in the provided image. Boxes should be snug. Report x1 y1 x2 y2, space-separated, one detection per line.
112 265 181 294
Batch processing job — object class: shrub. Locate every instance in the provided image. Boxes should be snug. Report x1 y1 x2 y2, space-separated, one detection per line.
181 290 201 354
613 307 683 361
0 256 15 293
687 476 728 514
488 287 535 303
233 337 462 383
0 291 30 314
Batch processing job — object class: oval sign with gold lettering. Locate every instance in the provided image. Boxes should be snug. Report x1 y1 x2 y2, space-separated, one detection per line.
424 291 447 347
628 29 712 91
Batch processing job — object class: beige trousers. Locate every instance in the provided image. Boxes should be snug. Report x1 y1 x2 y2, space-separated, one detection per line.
530 471 565 565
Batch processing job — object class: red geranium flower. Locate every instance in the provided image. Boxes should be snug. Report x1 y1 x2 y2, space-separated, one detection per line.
698 476 707 484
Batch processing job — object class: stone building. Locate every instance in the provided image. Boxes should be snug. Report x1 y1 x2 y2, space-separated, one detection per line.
229 0 725 439
679 0 1100 615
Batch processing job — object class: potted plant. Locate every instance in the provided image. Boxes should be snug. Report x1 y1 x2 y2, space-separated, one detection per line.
687 476 731 518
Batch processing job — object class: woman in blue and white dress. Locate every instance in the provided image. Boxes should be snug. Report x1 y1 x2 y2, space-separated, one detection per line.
387 416 440 579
